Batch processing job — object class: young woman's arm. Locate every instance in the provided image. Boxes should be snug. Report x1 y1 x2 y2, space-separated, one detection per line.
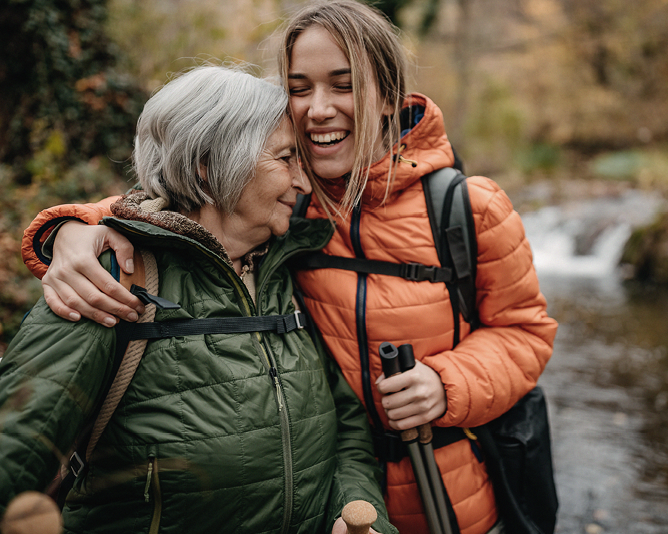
22 198 144 325
422 176 558 428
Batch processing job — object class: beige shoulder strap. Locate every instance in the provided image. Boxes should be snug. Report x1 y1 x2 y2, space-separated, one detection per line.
86 249 158 461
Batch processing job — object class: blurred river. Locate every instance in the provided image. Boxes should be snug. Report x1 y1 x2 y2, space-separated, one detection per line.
518 188 668 533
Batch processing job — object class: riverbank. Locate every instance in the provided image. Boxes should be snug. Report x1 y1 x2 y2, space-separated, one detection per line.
514 182 668 532
538 278 668 534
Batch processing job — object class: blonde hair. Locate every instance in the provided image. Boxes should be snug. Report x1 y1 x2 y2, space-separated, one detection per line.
277 0 408 215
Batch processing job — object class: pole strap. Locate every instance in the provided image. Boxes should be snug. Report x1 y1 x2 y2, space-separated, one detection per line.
374 426 467 464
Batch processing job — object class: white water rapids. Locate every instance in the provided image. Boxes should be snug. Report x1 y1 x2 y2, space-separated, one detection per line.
521 188 664 281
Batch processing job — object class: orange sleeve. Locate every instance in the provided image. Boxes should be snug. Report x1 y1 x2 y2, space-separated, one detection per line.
21 196 121 280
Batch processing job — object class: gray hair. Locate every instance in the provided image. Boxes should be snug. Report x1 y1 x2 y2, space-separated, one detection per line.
133 65 289 213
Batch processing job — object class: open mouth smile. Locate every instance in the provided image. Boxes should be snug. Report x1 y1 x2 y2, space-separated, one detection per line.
309 131 349 147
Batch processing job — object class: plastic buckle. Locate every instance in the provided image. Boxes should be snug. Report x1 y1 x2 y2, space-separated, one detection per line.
405 263 437 282
294 311 304 329
404 262 421 281
421 265 437 282
70 451 84 478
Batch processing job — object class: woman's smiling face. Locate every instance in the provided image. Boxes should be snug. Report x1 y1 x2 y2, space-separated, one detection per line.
288 25 386 181
224 117 310 246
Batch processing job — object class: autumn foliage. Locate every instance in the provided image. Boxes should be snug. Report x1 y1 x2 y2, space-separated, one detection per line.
0 0 146 352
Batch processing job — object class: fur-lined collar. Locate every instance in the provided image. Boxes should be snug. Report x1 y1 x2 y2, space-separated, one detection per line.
110 191 268 271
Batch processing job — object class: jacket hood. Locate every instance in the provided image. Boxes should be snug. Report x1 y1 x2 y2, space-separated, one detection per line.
319 93 456 208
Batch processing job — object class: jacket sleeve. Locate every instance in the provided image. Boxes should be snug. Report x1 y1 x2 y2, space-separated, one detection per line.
318 342 398 534
0 299 116 512
423 176 558 428
21 195 121 279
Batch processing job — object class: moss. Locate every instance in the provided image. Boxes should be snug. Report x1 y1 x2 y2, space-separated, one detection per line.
621 211 668 284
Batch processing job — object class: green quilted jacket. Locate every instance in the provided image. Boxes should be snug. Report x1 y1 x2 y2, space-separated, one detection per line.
0 204 396 534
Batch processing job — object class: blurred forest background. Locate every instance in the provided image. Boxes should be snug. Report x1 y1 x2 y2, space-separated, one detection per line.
1 0 668 354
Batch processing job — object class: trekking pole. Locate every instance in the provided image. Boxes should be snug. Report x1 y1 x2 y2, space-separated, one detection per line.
379 342 444 534
397 344 455 534
341 500 377 534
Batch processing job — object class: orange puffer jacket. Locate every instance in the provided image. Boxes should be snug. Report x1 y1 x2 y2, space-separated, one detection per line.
294 94 558 534
21 93 557 534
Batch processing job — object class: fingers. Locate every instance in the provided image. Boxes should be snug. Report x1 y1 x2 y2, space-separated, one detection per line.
107 230 136 274
43 266 141 326
331 517 347 534
376 360 446 430
76 259 144 317
43 282 84 322
382 389 443 430
42 222 145 326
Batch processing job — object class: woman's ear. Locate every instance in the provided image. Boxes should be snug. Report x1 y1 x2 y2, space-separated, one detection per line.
380 99 394 117
198 163 208 181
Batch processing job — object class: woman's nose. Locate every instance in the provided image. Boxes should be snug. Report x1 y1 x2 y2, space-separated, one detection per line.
290 158 312 195
307 88 335 122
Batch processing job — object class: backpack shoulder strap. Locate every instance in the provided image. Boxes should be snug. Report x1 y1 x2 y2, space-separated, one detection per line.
85 249 157 461
422 167 479 344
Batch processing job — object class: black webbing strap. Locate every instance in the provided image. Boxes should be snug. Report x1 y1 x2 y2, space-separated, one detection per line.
374 426 467 464
124 311 308 340
296 253 455 283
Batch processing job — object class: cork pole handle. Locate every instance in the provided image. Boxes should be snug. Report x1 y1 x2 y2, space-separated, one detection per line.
341 500 377 534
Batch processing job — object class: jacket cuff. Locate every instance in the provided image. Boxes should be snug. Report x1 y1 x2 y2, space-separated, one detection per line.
21 197 121 280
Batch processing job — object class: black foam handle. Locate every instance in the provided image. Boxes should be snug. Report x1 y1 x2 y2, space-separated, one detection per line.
398 344 416 372
379 342 401 377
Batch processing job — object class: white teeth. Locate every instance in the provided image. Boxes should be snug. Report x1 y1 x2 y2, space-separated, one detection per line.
310 131 346 144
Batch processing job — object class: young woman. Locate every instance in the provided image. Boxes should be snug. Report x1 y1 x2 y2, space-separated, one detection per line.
21 2 558 533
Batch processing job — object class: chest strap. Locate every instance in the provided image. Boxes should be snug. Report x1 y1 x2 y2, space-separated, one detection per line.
123 287 308 340
295 254 455 283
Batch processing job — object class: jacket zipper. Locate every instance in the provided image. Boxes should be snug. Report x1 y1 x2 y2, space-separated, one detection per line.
350 205 385 434
145 456 162 534
265 350 292 534
256 254 312 534
252 222 335 534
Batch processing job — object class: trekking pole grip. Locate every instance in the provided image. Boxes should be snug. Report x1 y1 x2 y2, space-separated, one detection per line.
341 500 377 534
395 344 434 442
0 492 63 534
379 342 419 442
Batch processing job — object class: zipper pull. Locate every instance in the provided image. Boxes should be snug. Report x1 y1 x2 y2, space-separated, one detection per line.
144 459 154 502
269 367 284 411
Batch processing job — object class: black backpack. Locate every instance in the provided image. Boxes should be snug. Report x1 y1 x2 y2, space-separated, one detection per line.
291 167 559 534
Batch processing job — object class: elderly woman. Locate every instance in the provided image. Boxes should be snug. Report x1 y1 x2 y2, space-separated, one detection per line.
0 66 395 534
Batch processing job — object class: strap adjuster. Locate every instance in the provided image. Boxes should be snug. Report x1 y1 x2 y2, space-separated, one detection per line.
294 311 304 330
404 262 437 282
279 311 306 334
70 451 84 478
